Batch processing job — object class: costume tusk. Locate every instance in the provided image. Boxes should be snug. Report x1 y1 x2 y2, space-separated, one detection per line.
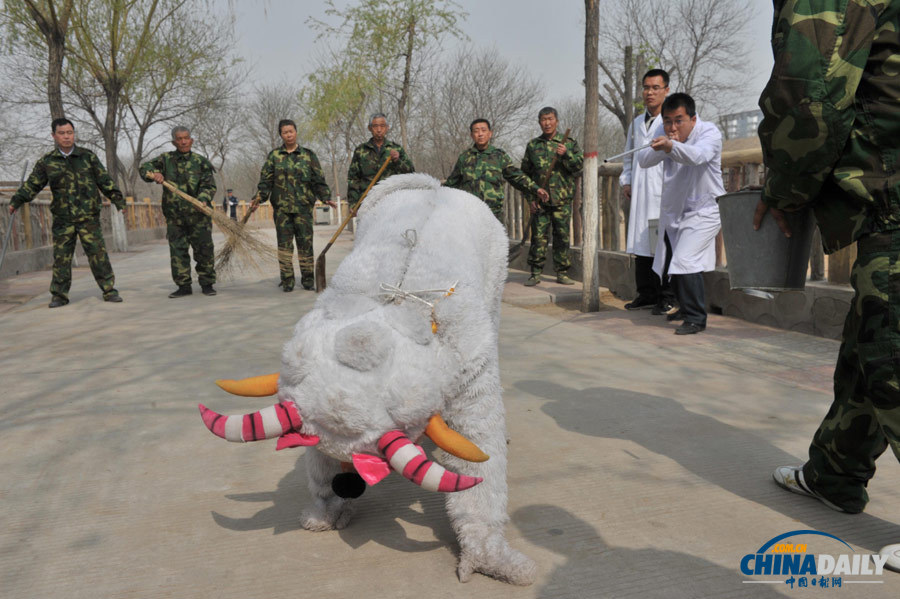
215 373 280 397
198 401 318 446
378 431 482 492
424 414 489 462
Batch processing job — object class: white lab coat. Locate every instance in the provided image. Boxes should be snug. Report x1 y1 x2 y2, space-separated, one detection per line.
638 117 724 276
619 112 664 256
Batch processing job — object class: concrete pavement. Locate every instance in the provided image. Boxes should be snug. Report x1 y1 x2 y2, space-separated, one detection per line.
1 227 897 598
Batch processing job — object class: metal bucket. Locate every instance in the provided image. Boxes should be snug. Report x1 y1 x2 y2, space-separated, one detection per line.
717 189 816 291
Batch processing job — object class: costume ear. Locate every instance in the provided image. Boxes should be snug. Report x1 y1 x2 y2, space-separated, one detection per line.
333 321 394 371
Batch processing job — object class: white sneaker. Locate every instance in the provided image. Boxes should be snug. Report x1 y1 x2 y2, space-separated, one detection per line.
879 544 900 573
772 466 848 513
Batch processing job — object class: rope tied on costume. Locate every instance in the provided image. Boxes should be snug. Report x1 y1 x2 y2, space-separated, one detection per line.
378 280 458 334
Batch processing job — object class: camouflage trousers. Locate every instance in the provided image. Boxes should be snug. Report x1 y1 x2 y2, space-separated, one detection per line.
803 230 900 513
527 202 572 276
50 218 117 300
274 209 313 289
166 217 215 287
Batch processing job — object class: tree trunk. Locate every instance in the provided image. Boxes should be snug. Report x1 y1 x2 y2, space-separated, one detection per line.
46 34 66 120
623 45 634 134
397 16 415 150
103 83 121 185
582 0 601 312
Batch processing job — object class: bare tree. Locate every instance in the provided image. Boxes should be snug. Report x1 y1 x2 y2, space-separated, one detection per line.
598 0 752 131
412 45 543 177
244 82 303 160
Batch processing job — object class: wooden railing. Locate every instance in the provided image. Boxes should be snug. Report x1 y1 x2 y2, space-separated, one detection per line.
501 147 854 285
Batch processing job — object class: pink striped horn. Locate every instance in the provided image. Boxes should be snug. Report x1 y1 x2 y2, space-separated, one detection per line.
198 401 320 448
378 430 482 492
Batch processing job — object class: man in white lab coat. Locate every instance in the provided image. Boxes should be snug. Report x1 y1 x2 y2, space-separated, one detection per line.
620 69 674 312
638 93 723 335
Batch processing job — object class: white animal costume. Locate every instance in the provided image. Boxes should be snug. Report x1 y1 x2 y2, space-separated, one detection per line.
199 174 536 585
620 112 664 256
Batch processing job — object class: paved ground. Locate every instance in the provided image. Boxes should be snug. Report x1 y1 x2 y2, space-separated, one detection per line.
1 227 898 598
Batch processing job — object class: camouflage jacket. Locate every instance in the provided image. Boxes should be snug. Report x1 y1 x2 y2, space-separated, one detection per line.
759 0 900 253
445 144 540 207
346 138 414 205
11 146 124 221
139 151 216 221
256 145 330 215
521 133 583 206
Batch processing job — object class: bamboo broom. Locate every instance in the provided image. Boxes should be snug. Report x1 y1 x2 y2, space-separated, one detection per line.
314 155 392 292
159 179 278 272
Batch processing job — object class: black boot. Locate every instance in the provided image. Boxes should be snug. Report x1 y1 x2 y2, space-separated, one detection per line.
169 286 192 298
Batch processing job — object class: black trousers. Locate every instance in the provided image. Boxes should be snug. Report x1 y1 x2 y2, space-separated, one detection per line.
634 255 674 304
663 232 706 325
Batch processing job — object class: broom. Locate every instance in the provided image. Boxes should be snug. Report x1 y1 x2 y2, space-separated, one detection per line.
508 128 570 264
314 155 392 292
213 194 270 274
158 179 278 272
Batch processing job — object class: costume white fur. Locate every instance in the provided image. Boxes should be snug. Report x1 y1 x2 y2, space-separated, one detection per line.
201 174 536 585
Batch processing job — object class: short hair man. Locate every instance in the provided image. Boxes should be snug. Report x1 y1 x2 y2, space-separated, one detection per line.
521 107 584 286
252 119 333 291
225 188 238 220
140 126 218 298
638 93 724 334
346 114 414 208
759 2 900 568
9 118 126 307
444 118 548 220
620 69 675 313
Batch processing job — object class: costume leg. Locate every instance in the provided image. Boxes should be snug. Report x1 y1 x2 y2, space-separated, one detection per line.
673 273 707 326
294 211 314 289
76 219 116 296
49 219 77 300
442 361 537 585
299 448 355 531
526 208 551 276
273 210 295 288
550 203 572 276
166 219 192 287
188 218 216 286
803 231 900 513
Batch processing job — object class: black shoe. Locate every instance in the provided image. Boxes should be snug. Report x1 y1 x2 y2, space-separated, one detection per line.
651 301 675 315
302 283 314 291
48 296 69 308
104 292 123 303
625 296 656 310
666 310 684 321
201 285 217 296
674 322 706 335
169 286 192 298
282 285 293 292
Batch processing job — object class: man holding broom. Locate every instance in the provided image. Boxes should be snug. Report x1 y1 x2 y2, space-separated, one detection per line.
347 113 415 209
251 119 333 292
140 126 218 298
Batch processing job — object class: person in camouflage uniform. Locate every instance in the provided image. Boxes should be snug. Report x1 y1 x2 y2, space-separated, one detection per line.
759 0 900 541
521 107 583 286
445 118 548 220
252 119 333 291
9 118 125 307
140 126 217 298
347 113 414 207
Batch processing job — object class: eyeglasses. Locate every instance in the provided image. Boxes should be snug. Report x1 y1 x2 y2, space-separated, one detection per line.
642 85 666 92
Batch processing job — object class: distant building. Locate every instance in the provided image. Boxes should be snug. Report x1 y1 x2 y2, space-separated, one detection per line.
718 109 763 140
